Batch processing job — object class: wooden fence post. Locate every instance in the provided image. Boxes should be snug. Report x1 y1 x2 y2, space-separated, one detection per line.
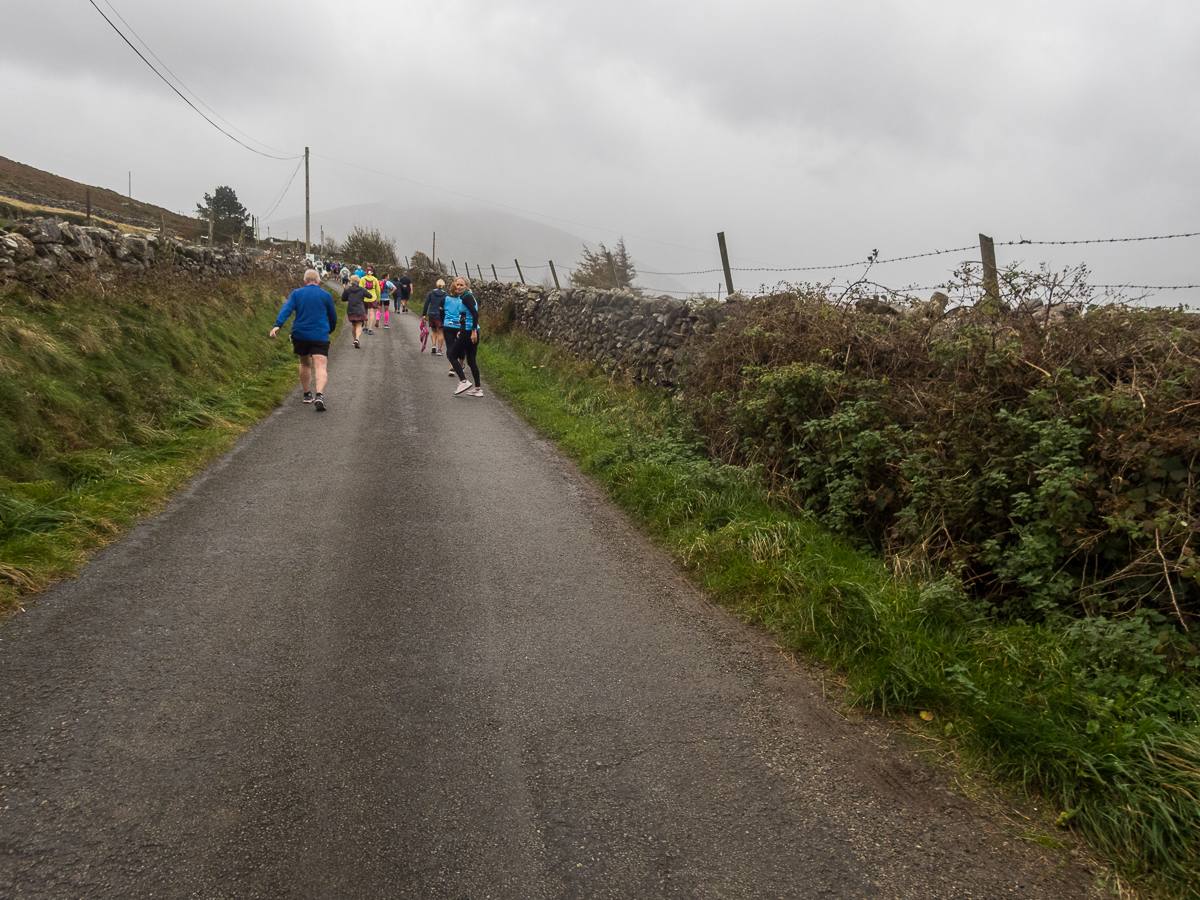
491 264 498 282
717 232 734 295
979 233 1003 312
477 264 484 282
549 260 561 290
452 261 458 276
515 259 525 285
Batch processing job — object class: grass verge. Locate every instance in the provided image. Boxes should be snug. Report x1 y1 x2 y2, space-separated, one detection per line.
0 270 314 614
480 331 1200 900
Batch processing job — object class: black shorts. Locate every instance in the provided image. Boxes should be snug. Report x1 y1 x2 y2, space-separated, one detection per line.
379 299 391 307
292 337 330 357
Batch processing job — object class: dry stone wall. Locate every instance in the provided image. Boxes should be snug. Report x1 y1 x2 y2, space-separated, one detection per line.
468 280 730 389
0 216 303 289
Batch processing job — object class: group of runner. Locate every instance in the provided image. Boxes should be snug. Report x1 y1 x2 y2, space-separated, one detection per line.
270 267 480 411
337 265 413 347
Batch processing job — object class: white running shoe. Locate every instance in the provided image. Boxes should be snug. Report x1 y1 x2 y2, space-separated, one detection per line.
454 381 472 396
470 387 484 398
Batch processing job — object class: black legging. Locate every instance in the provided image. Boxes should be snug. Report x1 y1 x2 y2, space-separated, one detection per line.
446 329 480 387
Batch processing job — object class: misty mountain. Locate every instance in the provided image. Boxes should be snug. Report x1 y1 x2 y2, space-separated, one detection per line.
266 202 688 293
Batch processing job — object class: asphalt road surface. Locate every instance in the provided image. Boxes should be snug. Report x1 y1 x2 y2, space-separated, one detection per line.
0 296 1102 899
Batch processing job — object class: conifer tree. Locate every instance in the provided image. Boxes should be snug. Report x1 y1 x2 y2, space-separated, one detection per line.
195 186 250 243
570 237 637 289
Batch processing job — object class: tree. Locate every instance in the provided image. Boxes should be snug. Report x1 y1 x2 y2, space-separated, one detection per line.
570 237 637 289
196 186 250 244
341 225 397 267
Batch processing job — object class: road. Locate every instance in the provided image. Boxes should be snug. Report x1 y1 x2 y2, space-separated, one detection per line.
0 295 1100 899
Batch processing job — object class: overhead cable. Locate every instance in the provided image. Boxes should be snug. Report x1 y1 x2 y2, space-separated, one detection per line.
87 0 301 161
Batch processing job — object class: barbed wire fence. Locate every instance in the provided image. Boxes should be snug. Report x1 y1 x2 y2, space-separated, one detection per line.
404 230 1199 308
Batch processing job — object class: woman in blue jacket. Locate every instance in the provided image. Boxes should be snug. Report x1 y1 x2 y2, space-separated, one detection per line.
443 277 482 397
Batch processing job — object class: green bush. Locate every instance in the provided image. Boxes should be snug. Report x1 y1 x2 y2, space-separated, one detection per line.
686 272 1200 629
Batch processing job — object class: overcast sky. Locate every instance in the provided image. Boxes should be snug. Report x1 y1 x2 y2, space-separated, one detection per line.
4 0 1199 300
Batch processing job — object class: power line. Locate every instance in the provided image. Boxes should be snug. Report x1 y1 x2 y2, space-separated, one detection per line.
260 158 305 220
96 0 298 160
86 0 301 161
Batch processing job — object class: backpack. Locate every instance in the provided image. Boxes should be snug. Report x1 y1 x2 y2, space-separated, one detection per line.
362 277 376 292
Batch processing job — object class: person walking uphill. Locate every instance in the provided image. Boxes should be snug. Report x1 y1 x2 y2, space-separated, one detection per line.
342 274 372 348
422 279 447 356
444 277 483 397
270 269 338 410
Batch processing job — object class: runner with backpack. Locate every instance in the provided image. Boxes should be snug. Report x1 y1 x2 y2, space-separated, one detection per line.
360 267 380 335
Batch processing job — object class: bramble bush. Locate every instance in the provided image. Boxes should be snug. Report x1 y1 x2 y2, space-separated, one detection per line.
685 265 1200 633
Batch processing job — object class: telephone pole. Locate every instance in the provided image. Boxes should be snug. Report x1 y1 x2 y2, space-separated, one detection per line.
304 147 311 257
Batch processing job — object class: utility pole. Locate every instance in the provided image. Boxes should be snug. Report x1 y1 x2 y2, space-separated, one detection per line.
304 147 311 257
208 206 214 244
128 172 131 199
432 231 436 264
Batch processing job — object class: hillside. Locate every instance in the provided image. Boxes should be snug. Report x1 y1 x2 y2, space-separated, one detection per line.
269 201 691 294
0 156 200 239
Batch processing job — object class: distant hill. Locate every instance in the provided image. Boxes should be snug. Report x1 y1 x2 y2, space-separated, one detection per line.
269 202 689 293
0 156 200 239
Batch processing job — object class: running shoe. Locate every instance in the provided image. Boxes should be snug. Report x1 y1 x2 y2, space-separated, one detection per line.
303 391 313 403
384 324 390 328
454 381 472 396
353 339 360 348
470 387 484 398
448 370 457 377
313 393 327 411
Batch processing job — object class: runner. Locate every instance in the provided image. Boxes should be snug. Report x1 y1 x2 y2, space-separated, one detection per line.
443 276 483 397
397 270 413 314
360 267 380 335
422 278 447 356
377 273 394 329
269 268 338 411
341 265 350 288
342 274 371 348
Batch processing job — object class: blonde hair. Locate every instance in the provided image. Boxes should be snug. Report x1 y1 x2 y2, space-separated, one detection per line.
436 279 445 288
350 275 361 285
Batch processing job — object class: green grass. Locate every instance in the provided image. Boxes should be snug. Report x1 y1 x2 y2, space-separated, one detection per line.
0 271 313 611
479 332 1200 900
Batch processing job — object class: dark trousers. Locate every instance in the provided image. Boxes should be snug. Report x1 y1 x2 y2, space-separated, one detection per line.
446 329 480 387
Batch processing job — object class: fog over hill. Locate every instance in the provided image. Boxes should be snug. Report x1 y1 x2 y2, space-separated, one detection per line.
266 203 689 294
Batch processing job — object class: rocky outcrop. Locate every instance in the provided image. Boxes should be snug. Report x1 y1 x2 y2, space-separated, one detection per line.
468 280 730 389
0 216 303 289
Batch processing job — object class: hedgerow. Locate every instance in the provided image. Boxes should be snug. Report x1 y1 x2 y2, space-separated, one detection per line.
685 265 1200 633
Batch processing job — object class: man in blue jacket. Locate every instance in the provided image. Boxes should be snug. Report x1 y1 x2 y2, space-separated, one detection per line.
269 269 338 411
